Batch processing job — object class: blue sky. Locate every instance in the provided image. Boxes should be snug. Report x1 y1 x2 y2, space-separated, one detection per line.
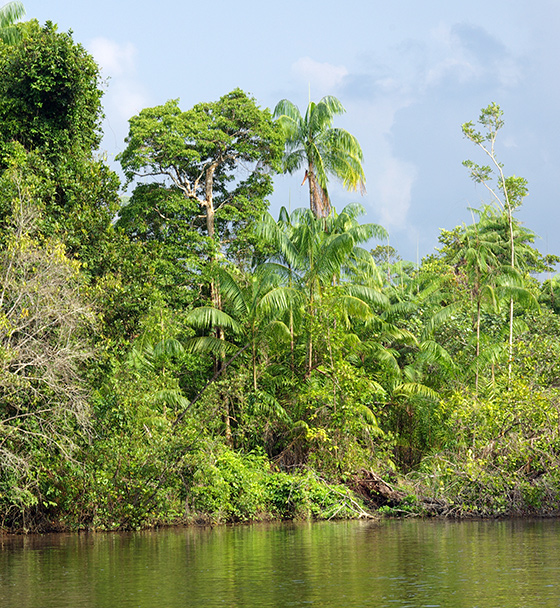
19 0 560 263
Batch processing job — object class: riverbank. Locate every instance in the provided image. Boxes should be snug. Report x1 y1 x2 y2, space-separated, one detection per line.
5 458 560 535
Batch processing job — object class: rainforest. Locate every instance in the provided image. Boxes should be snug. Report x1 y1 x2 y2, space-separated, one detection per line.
2 15 560 533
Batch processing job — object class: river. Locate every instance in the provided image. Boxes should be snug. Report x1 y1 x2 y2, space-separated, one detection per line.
1 518 560 607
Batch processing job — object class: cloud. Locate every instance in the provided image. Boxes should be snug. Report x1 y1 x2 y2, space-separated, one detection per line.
373 157 417 229
292 57 348 94
87 38 151 162
89 38 137 78
422 23 522 91
88 38 149 122
107 81 148 122
282 20 523 244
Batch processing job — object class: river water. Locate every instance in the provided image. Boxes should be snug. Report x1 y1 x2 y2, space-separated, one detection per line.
1 518 560 607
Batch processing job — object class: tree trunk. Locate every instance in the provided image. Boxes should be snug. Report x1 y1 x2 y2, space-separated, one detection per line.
475 299 481 393
305 162 330 218
252 329 257 391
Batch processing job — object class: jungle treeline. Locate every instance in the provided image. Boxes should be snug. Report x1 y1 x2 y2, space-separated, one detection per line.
2 17 560 532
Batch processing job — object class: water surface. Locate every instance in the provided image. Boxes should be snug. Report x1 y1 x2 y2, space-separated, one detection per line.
1 518 560 607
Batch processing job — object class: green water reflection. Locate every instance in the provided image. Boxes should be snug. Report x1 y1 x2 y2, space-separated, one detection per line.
1 519 560 607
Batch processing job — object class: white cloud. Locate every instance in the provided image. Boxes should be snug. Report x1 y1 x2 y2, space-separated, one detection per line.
87 38 150 160
421 22 522 91
374 157 417 229
292 57 349 94
89 38 137 78
88 38 149 121
108 81 148 122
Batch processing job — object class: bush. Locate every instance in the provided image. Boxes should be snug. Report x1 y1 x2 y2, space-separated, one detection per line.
417 379 560 516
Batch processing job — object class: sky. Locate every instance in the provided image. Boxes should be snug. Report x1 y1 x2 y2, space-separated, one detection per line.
18 0 560 264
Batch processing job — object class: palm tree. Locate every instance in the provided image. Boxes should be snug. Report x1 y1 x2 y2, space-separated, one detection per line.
187 265 296 390
274 96 365 218
257 204 387 374
185 265 294 443
0 2 25 44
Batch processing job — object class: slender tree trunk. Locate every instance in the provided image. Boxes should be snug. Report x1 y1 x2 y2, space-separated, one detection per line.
204 163 227 386
507 208 515 383
252 330 257 392
307 283 314 375
224 397 232 447
289 307 294 371
475 299 481 393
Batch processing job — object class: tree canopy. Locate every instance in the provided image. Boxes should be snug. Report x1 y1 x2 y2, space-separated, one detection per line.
119 89 284 249
0 20 103 162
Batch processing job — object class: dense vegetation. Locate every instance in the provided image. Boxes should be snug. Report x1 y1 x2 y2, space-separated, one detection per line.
2 17 560 532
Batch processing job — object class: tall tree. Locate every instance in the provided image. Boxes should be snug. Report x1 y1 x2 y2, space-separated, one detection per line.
0 19 118 266
438 206 539 389
119 90 283 254
118 90 284 313
0 1 24 44
462 103 529 380
274 96 365 218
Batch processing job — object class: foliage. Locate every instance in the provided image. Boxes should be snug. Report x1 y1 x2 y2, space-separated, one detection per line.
418 380 560 516
0 20 103 161
118 90 284 273
3 33 560 530
274 96 365 217
0 1 25 44
0 163 94 530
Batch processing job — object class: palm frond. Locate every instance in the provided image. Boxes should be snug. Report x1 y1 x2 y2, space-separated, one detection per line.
265 319 292 343
215 267 248 317
421 301 463 339
184 336 239 357
418 339 456 369
0 1 25 44
258 286 304 317
392 382 439 401
354 403 384 432
346 284 389 308
313 233 354 279
247 390 291 423
337 294 373 321
153 338 185 359
185 306 242 334
149 389 190 410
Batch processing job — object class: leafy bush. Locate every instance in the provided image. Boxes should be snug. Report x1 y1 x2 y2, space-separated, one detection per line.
417 380 560 515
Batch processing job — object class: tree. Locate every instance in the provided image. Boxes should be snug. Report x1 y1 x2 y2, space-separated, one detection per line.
118 89 284 327
119 90 283 258
184 265 293 445
0 154 94 527
274 96 365 218
186 265 293 392
438 205 539 390
0 1 24 44
462 103 529 380
0 19 120 274
257 204 387 374
0 20 103 162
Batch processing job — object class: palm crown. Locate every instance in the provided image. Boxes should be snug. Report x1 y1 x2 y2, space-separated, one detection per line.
274 96 366 218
